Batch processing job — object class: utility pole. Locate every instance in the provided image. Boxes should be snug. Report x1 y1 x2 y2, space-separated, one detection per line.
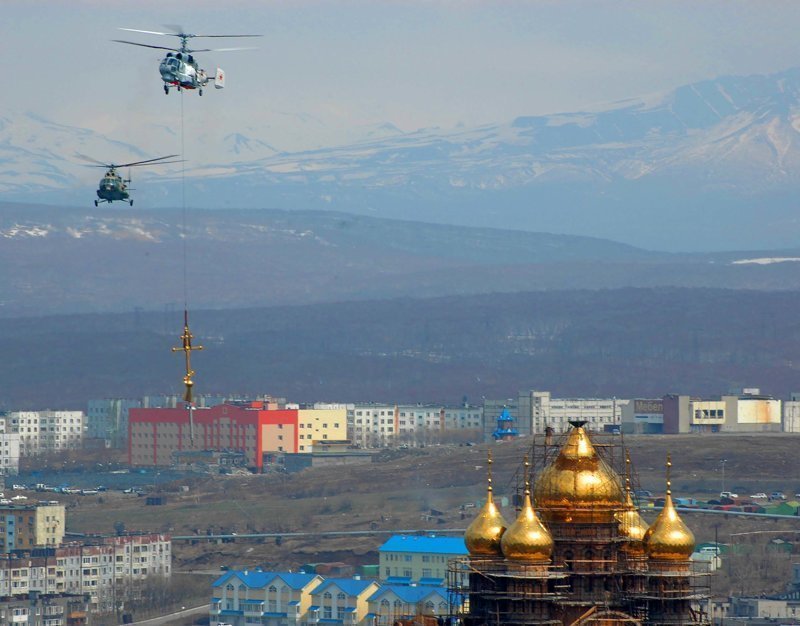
720 458 728 494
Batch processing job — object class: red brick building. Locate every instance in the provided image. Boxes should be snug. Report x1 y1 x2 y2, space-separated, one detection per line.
128 403 299 469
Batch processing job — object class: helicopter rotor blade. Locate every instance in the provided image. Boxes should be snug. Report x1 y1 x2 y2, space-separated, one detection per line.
189 34 262 38
75 153 111 167
119 28 176 37
205 46 259 52
115 155 182 168
163 24 186 34
112 39 180 52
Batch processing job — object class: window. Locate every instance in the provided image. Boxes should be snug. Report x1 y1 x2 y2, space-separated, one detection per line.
337 592 346 600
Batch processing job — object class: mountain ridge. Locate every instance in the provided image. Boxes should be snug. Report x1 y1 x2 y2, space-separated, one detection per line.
4 67 800 249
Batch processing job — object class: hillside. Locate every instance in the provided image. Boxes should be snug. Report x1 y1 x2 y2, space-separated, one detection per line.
2 204 800 318
3 287 800 409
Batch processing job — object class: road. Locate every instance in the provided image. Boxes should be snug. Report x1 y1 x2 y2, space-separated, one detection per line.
123 603 208 626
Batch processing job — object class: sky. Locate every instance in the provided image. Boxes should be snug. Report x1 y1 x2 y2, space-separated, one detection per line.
4 0 800 153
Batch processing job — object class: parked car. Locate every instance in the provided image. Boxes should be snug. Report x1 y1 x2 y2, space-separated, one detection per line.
720 491 739 499
633 490 652 499
770 491 787 501
750 493 768 499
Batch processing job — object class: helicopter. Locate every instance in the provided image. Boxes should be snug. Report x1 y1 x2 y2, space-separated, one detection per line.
76 154 181 206
113 26 260 95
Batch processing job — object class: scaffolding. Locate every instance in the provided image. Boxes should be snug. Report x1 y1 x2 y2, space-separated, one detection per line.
452 421 710 626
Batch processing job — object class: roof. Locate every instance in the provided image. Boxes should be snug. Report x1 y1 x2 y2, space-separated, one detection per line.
368 585 447 604
212 570 319 590
379 535 467 555
311 578 377 597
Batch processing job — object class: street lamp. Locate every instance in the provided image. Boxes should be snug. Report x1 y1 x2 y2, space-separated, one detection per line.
720 459 728 494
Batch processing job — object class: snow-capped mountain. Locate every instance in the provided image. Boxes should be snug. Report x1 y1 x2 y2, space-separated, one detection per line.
5 67 800 249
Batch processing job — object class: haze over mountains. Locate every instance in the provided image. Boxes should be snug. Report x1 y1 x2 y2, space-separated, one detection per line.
5 67 800 250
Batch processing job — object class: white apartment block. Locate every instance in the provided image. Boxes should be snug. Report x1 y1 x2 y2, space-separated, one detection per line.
350 405 483 448
7 411 85 456
0 534 171 613
0 418 21 475
784 393 800 433
530 392 628 434
483 390 629 439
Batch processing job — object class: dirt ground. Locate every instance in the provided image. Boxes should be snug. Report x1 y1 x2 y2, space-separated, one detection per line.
58 433 800 597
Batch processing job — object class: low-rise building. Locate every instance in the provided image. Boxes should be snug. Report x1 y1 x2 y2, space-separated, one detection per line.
367 585 452 626
620 399 664 434
663 390 782 434
211 570 323 626
307 577 380 626
211 572 380 626
378 535 467 586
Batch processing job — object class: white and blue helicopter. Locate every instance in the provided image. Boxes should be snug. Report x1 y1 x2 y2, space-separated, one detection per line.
113 26 260 95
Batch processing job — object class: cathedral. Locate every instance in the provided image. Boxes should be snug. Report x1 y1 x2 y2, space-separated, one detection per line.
456 420 709 626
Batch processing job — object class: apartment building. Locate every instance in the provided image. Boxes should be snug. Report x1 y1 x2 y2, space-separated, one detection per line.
0 534 171 613
378 535 467 586
783 392 800 433
0 593 88 626
0 417 21 476
0 504 65 551
6 412 84 456
129 403 346 469
483 390 628 439
350 405 483 448
88 394 230 447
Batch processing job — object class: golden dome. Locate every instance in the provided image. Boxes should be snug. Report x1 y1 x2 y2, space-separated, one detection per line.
644 456 695 561
465 452 509 556
616 453 648 553
533 421 624 523
501 458 553 562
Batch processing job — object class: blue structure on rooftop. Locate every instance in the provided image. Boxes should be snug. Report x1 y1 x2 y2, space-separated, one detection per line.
492 407 519 440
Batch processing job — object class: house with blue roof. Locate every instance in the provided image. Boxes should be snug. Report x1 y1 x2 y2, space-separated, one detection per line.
307 577 380 626
366 585 454 626
210 569 323 626
378 535 467 586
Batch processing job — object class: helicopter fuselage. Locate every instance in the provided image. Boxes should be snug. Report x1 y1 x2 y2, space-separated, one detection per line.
159 53 208 93
96 170 131 206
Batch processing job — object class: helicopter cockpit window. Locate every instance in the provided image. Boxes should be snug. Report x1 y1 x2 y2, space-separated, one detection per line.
167 58 180 68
